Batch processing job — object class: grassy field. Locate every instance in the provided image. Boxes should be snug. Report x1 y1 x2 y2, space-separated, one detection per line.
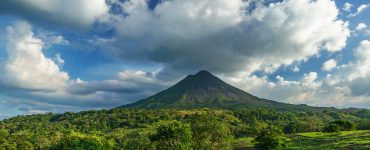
234 130 370 150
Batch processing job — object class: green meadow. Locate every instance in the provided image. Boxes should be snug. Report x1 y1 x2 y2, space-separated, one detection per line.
235 130 370 150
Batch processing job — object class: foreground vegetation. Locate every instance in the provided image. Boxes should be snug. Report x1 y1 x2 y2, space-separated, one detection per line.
237 130 370 149
287 130 370 150
0 108 369 149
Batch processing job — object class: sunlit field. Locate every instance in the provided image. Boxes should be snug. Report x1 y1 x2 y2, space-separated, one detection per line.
235 130 370 150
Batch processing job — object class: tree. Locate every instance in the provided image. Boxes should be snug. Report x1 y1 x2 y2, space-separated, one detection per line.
330 120 355 131
188 114 233 150
254 125 286 150
305 116 323 132
125 132 153 150
322 124 340 133
151 121 193 150
283 122 297 134
51 131 114 150
0 129 9 143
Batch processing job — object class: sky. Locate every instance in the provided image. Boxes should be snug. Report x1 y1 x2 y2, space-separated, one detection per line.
0 0 370 119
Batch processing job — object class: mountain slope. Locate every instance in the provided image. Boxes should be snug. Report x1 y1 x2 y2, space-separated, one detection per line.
120 70 321 111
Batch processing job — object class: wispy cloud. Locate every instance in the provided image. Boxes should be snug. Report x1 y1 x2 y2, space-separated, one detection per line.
349 4 370 17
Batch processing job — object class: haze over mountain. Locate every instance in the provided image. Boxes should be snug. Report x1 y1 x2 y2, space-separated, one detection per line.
121 70 323 111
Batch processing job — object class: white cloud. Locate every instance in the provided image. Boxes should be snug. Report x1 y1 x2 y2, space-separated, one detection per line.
66 70 166 96
54 53 65 66
2 21 69 90
28 69 170 108
354 40 370 66
322 59 337 72
105 0 349 77
0 21 170 111
117 70 156 83
349 4 370 17
291 65 300 72
343 3 352 12
350 40 370 80
223 40 370 108
0 0 109 28
224 72 321 105
37 32 70 47
356 23 367 31
355 23 370 36
357 4 370 13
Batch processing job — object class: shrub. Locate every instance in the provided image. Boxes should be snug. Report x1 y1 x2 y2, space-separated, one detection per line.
254 125 286 150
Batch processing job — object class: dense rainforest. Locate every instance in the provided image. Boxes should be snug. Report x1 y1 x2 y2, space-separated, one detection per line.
0 107 369 149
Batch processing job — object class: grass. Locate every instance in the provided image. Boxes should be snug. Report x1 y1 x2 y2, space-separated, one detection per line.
285 130 370 150
234 130 370 150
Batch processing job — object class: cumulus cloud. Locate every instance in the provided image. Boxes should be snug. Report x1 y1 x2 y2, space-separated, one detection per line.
0 21 170 113
0 0 109 28
102 0 349 78
322 59 337 72
224 41 370 108
224 72 321 105
354 40 370 65
350 40 370 80
2 21 69 90
356 23 367 31
355 23 370 36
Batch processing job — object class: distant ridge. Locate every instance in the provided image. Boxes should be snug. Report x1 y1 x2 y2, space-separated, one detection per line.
120 70 334 111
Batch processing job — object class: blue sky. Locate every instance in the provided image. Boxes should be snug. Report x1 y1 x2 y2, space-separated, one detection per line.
0 0 370 119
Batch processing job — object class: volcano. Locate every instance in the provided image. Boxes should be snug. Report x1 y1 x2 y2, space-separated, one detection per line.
120 70 319 111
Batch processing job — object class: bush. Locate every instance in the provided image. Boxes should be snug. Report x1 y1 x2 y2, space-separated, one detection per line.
323 120 355 133
254 125 286 150
151 121 193 150
330 120 355 131
323 124 340 133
